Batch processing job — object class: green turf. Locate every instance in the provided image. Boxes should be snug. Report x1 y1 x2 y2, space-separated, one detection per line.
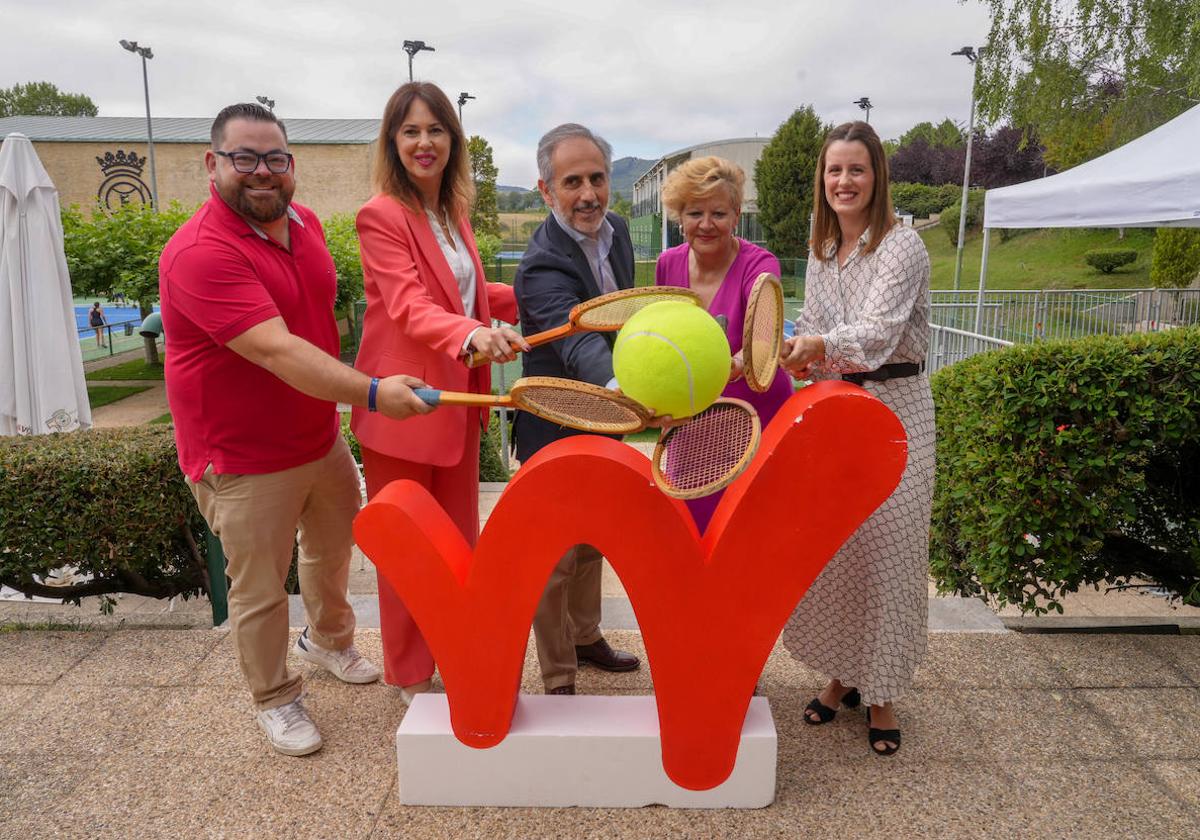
87 385 151 409
922 227 1156 291
148 412 173 425
85 358 165 381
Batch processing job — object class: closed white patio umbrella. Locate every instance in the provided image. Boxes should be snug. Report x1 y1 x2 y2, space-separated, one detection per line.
0 132 91 436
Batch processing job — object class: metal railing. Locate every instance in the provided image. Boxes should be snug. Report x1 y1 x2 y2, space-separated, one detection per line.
930 288 1200 342
76 318 145 362
927 324 1014 374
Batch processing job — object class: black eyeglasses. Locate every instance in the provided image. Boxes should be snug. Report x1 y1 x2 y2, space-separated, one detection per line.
214 150 294 174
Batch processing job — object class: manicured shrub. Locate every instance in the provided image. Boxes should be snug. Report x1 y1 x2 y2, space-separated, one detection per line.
940 189 985 246
1150 228 1200 288
930 328 1200 612
0 426 209 611
1084 248 1137 274
891 182 961 219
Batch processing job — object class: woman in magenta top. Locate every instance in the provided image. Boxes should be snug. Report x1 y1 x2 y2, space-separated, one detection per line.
655 156 793 530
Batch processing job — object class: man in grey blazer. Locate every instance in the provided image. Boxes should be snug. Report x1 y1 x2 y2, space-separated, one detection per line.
513 123 641 694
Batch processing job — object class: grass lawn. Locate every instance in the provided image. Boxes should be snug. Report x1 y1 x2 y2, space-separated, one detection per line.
87 385 151 409
85 358 164 381
922 226 1156 290
148 412 173 425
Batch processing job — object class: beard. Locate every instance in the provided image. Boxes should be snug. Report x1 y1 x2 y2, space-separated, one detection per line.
219 177 294 224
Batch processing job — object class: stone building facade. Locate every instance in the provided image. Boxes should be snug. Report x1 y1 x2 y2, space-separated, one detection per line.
0 116 380 219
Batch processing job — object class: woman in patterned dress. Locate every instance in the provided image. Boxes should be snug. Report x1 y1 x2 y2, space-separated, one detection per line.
779 121 934 756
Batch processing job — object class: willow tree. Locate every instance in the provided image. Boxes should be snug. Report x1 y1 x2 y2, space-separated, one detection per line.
974 0 1200 169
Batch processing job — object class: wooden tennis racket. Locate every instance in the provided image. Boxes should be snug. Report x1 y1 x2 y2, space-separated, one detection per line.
741 272 784 392
467 286 702 368
651 398 761 499
413 376 652 435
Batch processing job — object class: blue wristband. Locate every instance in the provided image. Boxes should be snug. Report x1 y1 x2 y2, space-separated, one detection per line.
368 377 380 412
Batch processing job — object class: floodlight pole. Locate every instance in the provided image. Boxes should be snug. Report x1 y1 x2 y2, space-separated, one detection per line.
853 97 872 124
952 46 981 293
457 91 475 125
403 40 435 82
120 39 159 211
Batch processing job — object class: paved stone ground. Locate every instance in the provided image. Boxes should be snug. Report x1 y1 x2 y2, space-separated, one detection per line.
1 628 1197 839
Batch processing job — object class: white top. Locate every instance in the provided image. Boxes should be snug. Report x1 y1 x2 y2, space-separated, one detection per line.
426 209 477 319
552 208 618 294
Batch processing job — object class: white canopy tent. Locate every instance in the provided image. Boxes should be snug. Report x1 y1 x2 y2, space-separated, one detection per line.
971 104 1200 330
0 133 91 436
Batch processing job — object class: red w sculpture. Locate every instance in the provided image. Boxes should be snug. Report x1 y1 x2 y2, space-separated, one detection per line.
354 381 907 791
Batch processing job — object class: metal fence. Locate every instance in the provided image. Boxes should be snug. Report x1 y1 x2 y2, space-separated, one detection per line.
76 318 146 363
927 325 1014 374
930 288 1200 343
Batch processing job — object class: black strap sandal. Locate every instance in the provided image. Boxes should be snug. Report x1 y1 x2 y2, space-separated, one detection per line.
866 708 901 756
803 687 861 725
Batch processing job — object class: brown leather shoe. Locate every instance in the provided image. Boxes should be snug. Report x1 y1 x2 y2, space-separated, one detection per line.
575 637 640 672
547 685 575 695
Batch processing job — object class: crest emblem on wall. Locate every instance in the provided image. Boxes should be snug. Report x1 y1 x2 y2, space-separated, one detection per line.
96 150 151 210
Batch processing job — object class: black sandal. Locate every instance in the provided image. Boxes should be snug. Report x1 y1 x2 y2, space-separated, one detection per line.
866 707 901 756
803 687 861 725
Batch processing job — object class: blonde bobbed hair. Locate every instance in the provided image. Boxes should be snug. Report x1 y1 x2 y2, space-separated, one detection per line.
661 156 745 222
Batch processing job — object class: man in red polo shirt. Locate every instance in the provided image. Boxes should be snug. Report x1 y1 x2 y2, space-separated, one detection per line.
160 103 433 756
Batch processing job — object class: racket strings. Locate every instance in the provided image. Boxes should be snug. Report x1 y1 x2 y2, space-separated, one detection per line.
515 385 646 433
575 289 698 329
744 275 783 392
658 403 757 492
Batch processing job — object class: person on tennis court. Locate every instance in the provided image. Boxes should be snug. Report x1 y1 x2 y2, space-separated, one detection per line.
351 81 527 707
779 121 934 757
159 102 433 758
513 123 642 695
654 156 793 531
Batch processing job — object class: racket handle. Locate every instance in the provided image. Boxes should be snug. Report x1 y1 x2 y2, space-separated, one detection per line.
413 388 442 406
467 342 525 369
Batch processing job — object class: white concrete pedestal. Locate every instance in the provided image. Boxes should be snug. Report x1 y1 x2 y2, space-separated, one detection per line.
396 694 776 808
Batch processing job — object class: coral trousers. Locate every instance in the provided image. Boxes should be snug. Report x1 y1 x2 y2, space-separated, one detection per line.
360 423 480 688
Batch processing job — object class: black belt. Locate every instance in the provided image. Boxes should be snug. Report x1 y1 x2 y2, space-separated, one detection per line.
842 362 924 385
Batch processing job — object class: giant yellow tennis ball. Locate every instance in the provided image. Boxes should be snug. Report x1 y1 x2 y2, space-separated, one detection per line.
612 300 731 418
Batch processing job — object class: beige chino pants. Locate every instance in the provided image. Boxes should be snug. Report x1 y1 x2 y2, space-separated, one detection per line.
187 437 360 710
532 544 604 691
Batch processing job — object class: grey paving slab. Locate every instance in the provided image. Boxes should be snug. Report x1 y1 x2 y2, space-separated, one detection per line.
955 688 1123 760
61 627 225 686
1139 635 1200 686
913 633 1068 689
928 594 1008 632
1150 760 1200 810
0 684 38 723
0 752 94 824
0 685 170 756
0 630 110 684
1082 688 1200 760
1020 633 1193 688
998 760 1197 838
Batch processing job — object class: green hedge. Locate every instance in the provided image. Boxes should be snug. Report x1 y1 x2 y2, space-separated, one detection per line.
1084 248 1137 274
939 189 985 246
0 427 210 611
891 182 961 219
930 328 1200 612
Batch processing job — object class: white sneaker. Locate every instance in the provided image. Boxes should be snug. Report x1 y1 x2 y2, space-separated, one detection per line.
293 627 381 684
256 697 322 756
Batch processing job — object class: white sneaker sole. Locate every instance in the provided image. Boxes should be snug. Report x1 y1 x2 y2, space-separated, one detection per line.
293 638 380 684
257 718 322 756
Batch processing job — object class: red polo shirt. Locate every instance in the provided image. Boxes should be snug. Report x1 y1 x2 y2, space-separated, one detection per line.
159 184 340 481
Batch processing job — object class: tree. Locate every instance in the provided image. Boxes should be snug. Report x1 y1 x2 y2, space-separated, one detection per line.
971 125 1049 188
467 135 500 238
611 191 632 221
754 106 827 258
0 81 98 117
974 0 1200 170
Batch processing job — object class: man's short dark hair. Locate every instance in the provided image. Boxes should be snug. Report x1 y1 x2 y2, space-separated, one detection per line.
211 103 288 147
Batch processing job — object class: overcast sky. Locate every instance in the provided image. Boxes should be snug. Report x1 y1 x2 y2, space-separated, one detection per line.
2 0 992 188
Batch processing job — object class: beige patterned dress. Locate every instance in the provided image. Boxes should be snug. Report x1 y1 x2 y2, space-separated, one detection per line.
782 223 935 706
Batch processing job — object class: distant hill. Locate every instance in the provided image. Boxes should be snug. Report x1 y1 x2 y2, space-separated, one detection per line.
611 156 655 199
497 155 654 200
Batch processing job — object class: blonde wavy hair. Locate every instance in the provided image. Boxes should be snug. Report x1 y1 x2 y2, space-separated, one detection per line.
661 156 745 222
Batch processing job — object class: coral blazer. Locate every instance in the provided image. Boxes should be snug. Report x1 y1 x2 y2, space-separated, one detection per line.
351 193 518 466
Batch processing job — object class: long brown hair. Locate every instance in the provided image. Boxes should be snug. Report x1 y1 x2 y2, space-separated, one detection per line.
810 121 895 262
372 82 474 220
